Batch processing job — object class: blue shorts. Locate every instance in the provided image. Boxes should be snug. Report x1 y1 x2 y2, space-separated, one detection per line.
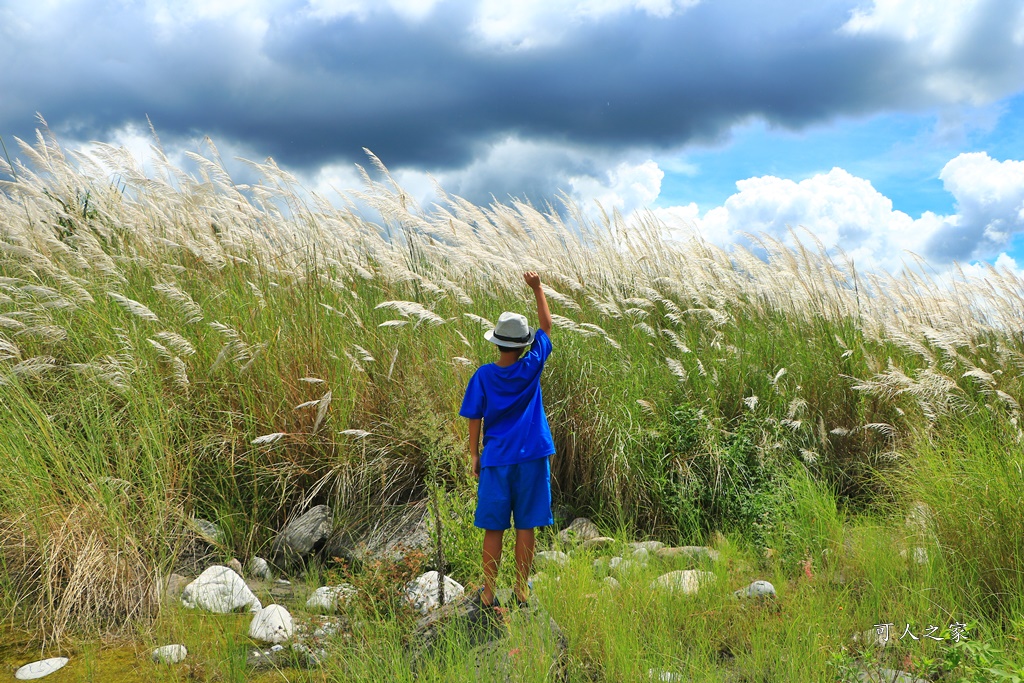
475 456 554 531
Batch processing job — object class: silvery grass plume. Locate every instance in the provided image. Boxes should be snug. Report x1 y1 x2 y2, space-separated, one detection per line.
375 300 446 326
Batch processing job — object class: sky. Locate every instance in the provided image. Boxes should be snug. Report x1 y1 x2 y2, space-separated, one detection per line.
1 0 1024 275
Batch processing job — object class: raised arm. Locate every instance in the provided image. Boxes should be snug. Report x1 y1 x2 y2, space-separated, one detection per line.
524 271 551 335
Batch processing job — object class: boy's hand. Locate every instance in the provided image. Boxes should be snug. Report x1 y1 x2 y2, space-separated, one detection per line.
471 454 481 478
524 271 541 290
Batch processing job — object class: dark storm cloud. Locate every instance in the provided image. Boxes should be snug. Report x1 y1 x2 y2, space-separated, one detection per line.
1 0 1022 174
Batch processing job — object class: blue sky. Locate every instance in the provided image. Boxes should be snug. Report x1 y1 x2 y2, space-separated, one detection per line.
660 93 1024 219
1 0 1023 274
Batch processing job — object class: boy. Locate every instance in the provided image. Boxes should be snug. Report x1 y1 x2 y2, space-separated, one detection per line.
459 271 554 610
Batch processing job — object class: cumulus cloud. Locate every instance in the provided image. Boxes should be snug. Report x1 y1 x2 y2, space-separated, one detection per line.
926 153 1024 260
654 153 1024 272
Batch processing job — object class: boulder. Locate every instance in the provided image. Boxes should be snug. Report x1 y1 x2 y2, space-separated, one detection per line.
582 536 615 550
152 645 188 664
249 604 294 644
655 546 720 562
405 571 465 614
15 658 69 680
271 505 332 564
324 501 430 566
602 576 622 591
558 518 600 543
181 565 262 613
226 558 243 575
651 570 716 595
306 584 357 613
733 580 776 599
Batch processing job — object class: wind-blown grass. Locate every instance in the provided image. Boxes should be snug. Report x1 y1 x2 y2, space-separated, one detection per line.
0 123 1022 677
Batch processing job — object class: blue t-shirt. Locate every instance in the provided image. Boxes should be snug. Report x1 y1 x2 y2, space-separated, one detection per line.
459 328 555 467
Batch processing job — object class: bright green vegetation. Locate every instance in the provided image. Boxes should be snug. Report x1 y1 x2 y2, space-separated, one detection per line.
0 130 1023 680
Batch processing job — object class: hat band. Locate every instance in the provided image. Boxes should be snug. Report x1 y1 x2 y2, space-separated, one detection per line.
493 330 531 344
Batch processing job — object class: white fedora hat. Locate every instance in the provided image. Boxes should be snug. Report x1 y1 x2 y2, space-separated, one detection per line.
483 311 535 348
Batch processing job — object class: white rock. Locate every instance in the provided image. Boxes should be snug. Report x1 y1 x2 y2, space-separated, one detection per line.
181 565 262 613
733 580 776 599
632 547 650 562
249 604 294 644
609 556 639 574
558 518 600 543
602 576 622 591
648 669 685 682
582 536 615 550
306 584 357 612
630 541 664 553
535 550 569 567
651 570 716 595
15 658 69 680
405 571 465 614
248 556 272 580
151 644 188 664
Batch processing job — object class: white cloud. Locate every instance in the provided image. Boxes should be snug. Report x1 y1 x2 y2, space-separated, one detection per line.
304 0 442 22
927 152 1024 259
842 0 1024 103
652 153 1024 273
567 159 663 217
470 0 700 49
842 0 983 56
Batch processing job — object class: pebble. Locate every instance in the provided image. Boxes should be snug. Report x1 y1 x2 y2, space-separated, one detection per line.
15 658 69 680
733 580 776 599
151 644 188 664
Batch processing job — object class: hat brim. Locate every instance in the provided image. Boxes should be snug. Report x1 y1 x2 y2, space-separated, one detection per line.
484 329 535 348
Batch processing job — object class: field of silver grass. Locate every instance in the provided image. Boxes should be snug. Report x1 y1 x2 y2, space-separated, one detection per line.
1 125 1023 654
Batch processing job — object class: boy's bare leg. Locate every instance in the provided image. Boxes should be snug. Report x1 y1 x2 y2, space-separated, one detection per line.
514 527 536 602
482 529 504 606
